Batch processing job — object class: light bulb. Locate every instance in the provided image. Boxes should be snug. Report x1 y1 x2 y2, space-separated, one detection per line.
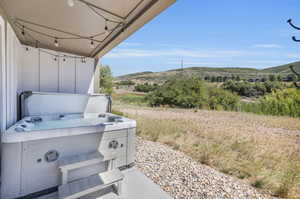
21 26 25 36
90 40 95 48
104 19 109 36
68 0 74 7
104 25 109 36
54 38 59 47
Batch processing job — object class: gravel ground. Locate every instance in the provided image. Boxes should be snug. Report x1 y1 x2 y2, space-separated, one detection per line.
135 137 274 199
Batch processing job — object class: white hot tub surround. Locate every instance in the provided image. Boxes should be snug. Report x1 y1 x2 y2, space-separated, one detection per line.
1 92 136 199
2 113 136 143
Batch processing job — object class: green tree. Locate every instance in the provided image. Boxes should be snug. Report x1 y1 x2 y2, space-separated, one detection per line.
118 80 135 86
269 75 276 82
204 76 211 81
99 65 113 95
147 77 209 108
231 75 236 80
217 76 223 82
277 75 282 82
134 83 158 92
211 76 217 82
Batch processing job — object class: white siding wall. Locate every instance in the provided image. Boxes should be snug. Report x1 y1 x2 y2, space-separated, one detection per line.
60 55 76 93
0 16 6 133
76 58 94 94
20 47 39 91
39 50 59 92
0 24 96 131
6 24 22 128
20 46 95 94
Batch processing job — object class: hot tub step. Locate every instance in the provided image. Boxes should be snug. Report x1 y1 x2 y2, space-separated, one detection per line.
58 169 124 199
59 151 118 184
59 151 117 171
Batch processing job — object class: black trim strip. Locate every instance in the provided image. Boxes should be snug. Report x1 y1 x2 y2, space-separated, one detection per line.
15 186 58 199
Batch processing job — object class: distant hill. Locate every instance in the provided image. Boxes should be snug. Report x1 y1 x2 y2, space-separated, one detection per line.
261 62 300 73
116 61 300 83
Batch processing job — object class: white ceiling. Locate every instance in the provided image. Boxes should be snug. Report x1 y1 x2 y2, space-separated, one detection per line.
0 0 176 58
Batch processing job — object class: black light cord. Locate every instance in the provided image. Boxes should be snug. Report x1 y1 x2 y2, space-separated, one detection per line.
287 19 300 42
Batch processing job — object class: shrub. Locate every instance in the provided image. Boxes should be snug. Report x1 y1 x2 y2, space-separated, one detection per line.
147 77 209 108
134 83 158 92
208 88 240 111
242 89 300 117
223 80 285 97
99 65 113 94
117 80 135 86
146 77 240 110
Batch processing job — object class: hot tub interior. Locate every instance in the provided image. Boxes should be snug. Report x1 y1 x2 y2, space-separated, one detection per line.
12 113 127 132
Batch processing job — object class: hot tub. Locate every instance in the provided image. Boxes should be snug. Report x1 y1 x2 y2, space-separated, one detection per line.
1 92 136 199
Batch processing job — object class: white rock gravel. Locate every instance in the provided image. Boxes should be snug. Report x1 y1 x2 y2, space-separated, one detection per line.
135 137 274 199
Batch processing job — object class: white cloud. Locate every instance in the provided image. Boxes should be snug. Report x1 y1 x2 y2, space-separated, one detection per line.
285 53 300 58
243 60 289 64
119 42 142 47
167 61 220 66
155 43 185 48
166 60 291 68
252 44 283 48
104 49 262 59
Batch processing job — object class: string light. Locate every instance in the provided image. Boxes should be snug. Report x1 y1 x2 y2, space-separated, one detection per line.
54 38 59 47
13 0 134 51
24 46 89 62
104 19 109 36
67 0 74 7
21 26 25 36
15 22 111 50
39 49 87 61
90 38 95 49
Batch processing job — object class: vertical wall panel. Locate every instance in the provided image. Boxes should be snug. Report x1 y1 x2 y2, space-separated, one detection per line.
19 47 95 94
21 47 39 92
6 24 13 127
6 24 22 128
0 16 6 133
40 50 59 92
59 55 76 93
76 58 94 94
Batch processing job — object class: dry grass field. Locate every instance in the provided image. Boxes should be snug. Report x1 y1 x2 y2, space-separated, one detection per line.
114 105 300 198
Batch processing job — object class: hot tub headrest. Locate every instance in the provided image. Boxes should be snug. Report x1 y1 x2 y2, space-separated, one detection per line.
20 92 111 117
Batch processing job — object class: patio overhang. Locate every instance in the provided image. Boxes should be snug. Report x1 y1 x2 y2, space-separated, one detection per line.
0 0 176 58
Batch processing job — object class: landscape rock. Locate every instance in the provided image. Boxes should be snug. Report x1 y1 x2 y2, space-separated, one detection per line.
135 137 274 199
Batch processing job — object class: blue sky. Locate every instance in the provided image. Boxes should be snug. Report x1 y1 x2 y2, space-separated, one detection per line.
102 0 300 76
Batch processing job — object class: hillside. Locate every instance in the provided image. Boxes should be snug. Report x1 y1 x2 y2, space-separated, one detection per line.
116 61 300 83
261 61 300 73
